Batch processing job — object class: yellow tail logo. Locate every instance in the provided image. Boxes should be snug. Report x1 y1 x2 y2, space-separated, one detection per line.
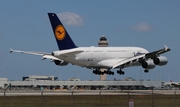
55 25 66 40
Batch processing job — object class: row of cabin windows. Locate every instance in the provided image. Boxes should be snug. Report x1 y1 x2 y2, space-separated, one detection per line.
84 50 129 52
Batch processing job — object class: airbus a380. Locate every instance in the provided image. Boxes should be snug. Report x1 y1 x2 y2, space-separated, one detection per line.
10 13 171 75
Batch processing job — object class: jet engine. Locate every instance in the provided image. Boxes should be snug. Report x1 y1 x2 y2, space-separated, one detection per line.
54 60 68 66
142 60 156 69
153 56 168 66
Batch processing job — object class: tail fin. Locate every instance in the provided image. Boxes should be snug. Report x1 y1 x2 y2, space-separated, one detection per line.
48 13 77 50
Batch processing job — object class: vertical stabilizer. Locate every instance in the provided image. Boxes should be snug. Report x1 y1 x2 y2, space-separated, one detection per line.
48 13 77 50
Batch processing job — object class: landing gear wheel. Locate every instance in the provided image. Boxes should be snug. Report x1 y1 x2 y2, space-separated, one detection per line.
117 70 120 74
94 69 114 75
93 69 101 75
144 70 149 73
122 71 125 75
104 70 107 74
105 71 114 75
117 70 125 75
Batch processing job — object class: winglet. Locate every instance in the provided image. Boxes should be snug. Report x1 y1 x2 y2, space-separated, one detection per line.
164 45 171 51
10 48 13 53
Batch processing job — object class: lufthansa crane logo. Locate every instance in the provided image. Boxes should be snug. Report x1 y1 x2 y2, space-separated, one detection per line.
55 25 65 40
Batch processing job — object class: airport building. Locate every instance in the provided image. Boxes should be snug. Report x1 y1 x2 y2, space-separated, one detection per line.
0 78 8 89
0 75 174 90
22 75 58 81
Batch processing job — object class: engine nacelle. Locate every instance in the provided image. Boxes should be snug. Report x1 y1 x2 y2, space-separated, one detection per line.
142 60 156 69
153 56 168 66
54 60 68 66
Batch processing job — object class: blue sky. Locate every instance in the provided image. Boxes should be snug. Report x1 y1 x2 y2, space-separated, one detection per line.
0 0 179 81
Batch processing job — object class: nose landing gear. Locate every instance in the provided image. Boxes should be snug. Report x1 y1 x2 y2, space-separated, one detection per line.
144 69 149 73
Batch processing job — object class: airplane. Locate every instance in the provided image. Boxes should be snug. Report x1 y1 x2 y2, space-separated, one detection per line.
10 13 171 75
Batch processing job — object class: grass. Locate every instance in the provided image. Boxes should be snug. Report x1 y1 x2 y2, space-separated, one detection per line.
0 94 180 107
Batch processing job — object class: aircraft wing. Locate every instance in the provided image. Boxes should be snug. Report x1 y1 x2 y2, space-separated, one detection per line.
10 48 61 61
112 45 171 69
112 54 145 69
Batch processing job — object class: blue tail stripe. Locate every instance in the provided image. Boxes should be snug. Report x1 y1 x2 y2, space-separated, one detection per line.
48 13 77 50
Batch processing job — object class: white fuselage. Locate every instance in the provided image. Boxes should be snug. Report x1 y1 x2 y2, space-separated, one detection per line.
53 46 149 69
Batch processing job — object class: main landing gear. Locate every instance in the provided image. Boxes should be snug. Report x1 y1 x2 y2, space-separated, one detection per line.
93 68 149 75
117 69 125 75
104 70 114 75
92 68 125 75
93 69 114 75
